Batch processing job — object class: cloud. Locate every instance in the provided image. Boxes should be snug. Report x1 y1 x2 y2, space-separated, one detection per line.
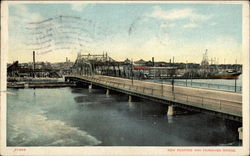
9 4 44 44
148 6 212 21
160 22 176 28
207 35 240 48
147 6 213 29
70 4 87 12
183 23 199 28
210 22 217 26
10 5 43 24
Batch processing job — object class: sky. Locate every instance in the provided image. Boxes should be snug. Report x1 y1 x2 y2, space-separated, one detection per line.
8 2 243 64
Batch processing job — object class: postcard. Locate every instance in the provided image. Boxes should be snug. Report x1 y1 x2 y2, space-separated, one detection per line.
1 1 249 156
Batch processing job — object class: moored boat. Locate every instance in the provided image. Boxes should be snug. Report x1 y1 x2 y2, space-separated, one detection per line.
209 69 241 79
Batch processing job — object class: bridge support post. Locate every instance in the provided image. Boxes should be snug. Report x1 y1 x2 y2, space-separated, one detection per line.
106 89 110 96
88 84 92 89
167 105 175 116
238 127 242 140
128 95 132 102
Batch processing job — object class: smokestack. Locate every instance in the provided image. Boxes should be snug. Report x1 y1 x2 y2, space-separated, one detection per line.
33 51 35 70
33 51 35 78
152 57 154 66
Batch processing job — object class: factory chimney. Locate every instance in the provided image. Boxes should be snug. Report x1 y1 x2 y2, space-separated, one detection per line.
33 51 35 78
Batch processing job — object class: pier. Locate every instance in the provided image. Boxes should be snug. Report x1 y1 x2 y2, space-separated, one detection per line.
65 75 242 122
7 81 76 88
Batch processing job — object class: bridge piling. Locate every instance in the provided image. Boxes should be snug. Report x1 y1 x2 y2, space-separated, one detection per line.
128 95 132 102
167 105 175 116
238 127 242 140
106 89 110 97
88 84 92 89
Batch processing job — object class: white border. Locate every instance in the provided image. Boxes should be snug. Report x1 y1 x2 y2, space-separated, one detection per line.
242 1 250 155
0 0 8 154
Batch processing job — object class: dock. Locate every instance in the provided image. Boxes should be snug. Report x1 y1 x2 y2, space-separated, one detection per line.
7 82 76 88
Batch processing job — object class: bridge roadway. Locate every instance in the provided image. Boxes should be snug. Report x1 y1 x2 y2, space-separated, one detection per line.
65 75 242 122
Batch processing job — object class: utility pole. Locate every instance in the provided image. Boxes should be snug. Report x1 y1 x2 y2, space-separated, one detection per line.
191 73 193 86
235 77 237 92
33 51 35 78
152 57 155 79
171 58 175 92
186 60 188 86
107 59 109 76
161 69 163 96
131 58 133 85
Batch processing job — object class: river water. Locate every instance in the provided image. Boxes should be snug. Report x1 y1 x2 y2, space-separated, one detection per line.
7 86 241 146
147 75 242 93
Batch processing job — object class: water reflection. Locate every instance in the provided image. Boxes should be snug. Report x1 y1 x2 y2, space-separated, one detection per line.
167 115 173 124
128 102 135 111
7 87 241 146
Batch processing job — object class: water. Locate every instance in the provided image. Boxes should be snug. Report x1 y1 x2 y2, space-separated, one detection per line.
147 75 242 92
7 87 241 146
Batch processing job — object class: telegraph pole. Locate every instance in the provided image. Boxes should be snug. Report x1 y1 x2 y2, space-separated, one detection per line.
33 51 35 78
161 69 164 96
235 77 237 92
131 58 133 85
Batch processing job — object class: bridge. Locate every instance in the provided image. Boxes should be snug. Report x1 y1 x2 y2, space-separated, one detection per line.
65 74 242 122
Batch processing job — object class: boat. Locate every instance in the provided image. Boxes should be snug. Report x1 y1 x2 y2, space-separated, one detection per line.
200 49 242 79
209 69 241 79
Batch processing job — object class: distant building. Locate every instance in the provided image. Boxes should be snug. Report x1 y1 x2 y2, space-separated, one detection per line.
7 61 61 78
124 58 132 64
134 59 146 65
